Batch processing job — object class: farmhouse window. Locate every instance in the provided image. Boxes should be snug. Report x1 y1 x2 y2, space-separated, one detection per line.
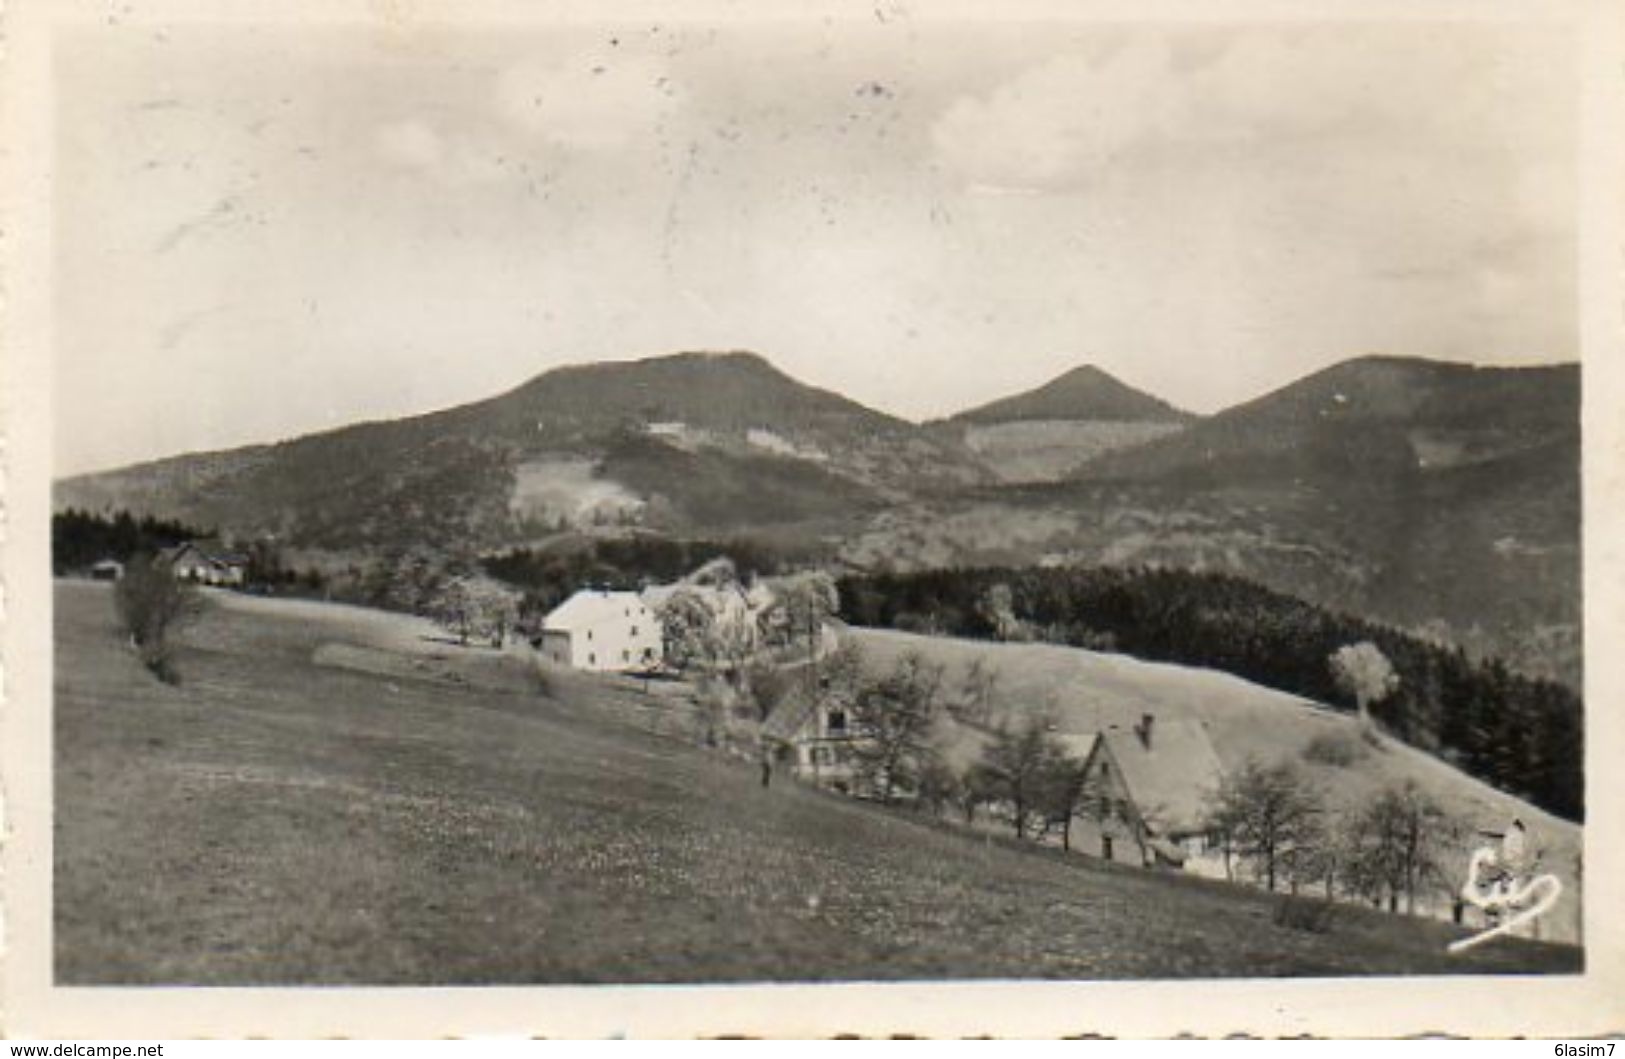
827 710 847 733
622 650 630 662
589 653 597 665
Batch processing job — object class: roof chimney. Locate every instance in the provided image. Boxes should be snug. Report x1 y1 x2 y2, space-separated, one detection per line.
1137 713 1155 750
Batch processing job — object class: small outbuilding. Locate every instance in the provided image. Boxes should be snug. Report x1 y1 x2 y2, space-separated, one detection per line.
90 558 125 581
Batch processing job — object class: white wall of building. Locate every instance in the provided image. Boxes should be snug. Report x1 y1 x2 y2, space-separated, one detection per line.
541 592 664 672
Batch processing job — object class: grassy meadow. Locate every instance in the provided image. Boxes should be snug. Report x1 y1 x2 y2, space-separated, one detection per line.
54 580 1579 984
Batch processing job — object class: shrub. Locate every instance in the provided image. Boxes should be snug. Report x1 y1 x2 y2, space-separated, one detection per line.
113 555 201 684
1302 731 1366 768
1273 893 1335 934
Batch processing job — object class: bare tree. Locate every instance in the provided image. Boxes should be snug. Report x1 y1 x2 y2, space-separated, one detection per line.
1206 759 1324 892
1339 780 1458 914
113 554 202 683
978 713 1067 840
430 574 520 647
848 651 944 802
954 656 1001 728
742 657 795 722
954 762 998 826
1034 747 1097 851
914 755 962 818
1330 641 1400 728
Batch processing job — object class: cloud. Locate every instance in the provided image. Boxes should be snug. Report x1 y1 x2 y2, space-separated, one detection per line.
928 29 1555 194
494 54 681 151
930 42 1192 192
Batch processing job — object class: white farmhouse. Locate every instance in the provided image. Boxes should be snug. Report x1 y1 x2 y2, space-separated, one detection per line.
538 590 663 672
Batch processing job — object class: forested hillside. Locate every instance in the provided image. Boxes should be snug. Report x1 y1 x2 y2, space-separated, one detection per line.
838 565 1582 821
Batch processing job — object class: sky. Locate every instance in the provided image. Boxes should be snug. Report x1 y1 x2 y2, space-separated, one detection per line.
52 15 1577 477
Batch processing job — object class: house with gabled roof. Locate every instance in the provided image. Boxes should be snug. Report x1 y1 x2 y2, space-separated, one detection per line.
759 670 866 795
1073 714 1228 877
538 589 663 672
158 541 248 587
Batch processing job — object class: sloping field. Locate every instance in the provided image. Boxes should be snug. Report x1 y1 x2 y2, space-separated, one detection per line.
849 627 1583 943
962 420 1187 483
54 581 1578 983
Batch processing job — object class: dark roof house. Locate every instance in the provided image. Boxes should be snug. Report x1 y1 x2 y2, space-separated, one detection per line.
159 541 249 585
1086 716 1226 839
1075 714 1228 871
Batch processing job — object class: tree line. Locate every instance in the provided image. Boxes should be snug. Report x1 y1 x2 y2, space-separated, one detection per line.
52 508 207 573
54 509 330 595
837 565 1583 821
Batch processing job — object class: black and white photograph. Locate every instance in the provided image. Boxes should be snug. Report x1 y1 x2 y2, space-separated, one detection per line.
4 0 1623 1040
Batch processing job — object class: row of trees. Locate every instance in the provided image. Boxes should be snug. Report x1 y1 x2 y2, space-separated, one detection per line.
53 509 336 598
837 565 1583 821
772 643 1464 915
352 547 523 647
1208 762 1459 912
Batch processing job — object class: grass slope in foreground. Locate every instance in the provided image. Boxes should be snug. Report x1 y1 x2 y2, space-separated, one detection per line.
54 581 1579 984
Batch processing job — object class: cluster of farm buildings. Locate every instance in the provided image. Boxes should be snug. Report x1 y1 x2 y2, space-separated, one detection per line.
92 541 250 586
533 579 1231 880
86 545 1257 883
95 545 1555 937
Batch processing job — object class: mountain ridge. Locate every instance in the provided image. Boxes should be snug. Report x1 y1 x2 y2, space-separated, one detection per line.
54 349 1581 685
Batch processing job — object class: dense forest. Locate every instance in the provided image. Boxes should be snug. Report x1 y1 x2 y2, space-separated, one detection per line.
838 566 1583 822
52 509 208 574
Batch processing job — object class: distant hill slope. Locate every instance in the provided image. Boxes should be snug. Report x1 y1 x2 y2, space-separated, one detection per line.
55 351 990 552
1075 357 1576 487
54 351 1581 685
952 364 1194 425
843 357 1581 686
937 364 1195 483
